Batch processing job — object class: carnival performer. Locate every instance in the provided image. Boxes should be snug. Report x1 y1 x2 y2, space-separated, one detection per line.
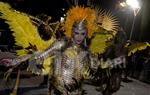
0 14 100 95
0 1 123 95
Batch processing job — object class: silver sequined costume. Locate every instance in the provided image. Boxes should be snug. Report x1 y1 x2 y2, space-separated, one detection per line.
38 38 99 95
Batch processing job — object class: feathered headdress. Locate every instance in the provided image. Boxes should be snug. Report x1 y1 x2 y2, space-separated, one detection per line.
64 6 96 38
64 2 119 39
63 2 119 54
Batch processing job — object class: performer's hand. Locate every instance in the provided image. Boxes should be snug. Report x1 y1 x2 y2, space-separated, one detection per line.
64 78 79 92
0 59 13 67
33 52 44 65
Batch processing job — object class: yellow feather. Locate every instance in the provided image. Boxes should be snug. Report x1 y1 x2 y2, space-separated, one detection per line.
88 8 119 55
89 26 115 55
127 42 150 56
0 2 56 75
64 6 96 38
90 34 108 54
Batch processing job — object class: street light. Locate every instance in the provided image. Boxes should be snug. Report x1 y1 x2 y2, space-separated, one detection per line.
126 0 141 40
126 0 140 9
120 2 127 7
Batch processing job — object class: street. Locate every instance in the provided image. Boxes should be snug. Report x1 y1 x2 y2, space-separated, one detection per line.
0 71 150 95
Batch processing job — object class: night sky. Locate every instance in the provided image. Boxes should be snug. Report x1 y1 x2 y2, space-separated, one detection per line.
0 0 118 20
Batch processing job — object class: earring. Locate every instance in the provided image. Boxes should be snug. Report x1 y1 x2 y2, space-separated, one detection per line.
84 38 87 47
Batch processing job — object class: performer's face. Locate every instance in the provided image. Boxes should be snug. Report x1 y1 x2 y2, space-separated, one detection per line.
72 27 87 45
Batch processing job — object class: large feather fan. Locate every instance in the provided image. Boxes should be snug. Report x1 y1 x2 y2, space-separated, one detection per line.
0 2 56 75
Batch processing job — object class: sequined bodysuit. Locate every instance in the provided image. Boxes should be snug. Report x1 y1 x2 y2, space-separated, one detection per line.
40 39 97 95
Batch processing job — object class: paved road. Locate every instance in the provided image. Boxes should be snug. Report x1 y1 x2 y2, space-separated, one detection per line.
0 71 150 95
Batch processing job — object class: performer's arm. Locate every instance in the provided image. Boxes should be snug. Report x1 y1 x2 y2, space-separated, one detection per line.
34 39 66 59
0 39 66 67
